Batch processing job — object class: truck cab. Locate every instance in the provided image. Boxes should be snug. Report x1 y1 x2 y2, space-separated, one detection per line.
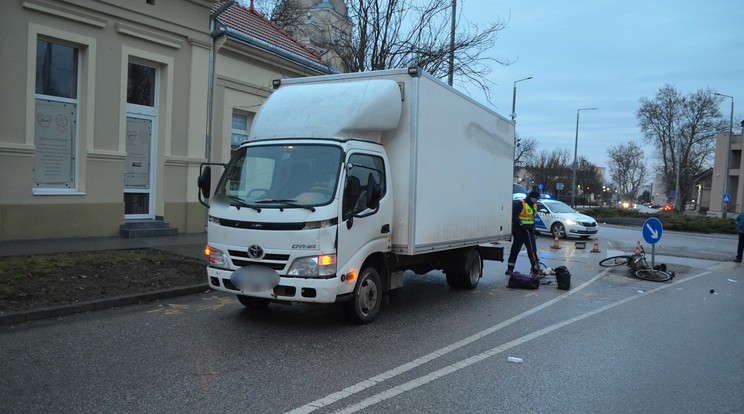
200 138 391 323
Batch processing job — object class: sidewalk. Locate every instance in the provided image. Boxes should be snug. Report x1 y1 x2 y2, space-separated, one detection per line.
0 232 209 325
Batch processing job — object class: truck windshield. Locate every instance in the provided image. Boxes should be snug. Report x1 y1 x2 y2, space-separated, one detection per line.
214 144 342 209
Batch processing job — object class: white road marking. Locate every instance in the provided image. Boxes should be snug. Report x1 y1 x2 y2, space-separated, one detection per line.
285 269 710 414
285 270 607 414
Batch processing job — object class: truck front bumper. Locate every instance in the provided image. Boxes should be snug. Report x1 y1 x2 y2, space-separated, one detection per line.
207 267 346 304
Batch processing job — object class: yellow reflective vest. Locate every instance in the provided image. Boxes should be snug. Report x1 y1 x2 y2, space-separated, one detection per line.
518 200 536 225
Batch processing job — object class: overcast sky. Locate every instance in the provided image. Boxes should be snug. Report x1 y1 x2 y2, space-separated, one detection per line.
459 0 744 173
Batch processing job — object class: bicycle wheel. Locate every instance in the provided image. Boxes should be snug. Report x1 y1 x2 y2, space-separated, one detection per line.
527 261 547 279
633 268 672 282
536 261 549 279
599 255 632 267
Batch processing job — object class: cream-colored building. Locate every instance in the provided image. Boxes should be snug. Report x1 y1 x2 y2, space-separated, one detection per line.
709 125 743 217
0 0 329 241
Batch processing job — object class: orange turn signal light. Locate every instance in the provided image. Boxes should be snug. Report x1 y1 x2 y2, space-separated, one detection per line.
319 255 335 266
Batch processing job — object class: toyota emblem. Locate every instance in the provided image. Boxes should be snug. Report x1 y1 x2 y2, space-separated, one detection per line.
247 245 264 259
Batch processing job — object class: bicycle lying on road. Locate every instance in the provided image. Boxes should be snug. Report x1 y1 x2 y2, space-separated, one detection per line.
598 244 674 282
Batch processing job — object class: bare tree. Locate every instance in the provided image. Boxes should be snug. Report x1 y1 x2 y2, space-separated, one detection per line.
575 156 603 204
244 0 311 29
318 0 509 98
245 1 509 98
525 148 571 200
637 85 725 212
270 0 310 29
514 135 537 169
607 140 647 202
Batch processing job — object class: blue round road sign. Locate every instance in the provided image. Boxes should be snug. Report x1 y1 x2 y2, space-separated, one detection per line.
642 217 663 245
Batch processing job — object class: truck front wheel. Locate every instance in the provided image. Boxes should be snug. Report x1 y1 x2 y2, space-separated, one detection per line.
237 295 270 309
445 248 482 290
344 267 382 324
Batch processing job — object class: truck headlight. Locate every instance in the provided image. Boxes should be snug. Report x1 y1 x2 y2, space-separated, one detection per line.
205 245 229 269
287 255 337 277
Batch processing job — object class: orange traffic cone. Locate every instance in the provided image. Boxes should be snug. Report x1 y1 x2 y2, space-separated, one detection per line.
634 241 642 256
591 237 601 253
550 234 561 249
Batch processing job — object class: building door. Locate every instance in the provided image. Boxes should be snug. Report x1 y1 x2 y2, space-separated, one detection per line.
124 61 158 219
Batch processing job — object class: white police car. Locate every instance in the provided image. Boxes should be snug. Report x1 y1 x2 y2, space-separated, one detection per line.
534 199 598 239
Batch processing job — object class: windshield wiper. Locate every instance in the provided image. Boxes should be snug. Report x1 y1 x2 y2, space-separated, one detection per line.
255 199 315 212
228 196 261 212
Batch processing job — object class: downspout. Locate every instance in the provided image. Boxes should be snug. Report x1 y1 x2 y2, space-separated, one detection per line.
206 0 235 162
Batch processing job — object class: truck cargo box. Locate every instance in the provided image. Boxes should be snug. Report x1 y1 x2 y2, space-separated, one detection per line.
257 69 514 255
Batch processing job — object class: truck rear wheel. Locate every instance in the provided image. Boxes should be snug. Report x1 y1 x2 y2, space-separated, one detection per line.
343 267 382 324
445 248 482 290
237 295 270 309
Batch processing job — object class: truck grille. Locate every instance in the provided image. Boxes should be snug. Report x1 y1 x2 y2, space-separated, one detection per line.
219 218 305 230
228 249 289 270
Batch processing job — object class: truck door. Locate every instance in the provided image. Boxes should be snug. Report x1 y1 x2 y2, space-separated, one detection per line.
337 153 391 274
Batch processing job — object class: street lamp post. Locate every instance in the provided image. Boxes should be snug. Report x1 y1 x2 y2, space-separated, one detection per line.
572 107 597 207
511 77 533 159
447 0 456 86
674 127 681 212
714 92 734 218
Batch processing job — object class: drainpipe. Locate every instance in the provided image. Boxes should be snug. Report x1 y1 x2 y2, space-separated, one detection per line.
205 0 235 162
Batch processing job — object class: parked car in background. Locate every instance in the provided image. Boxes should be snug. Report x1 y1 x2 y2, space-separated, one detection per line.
534 199 598 239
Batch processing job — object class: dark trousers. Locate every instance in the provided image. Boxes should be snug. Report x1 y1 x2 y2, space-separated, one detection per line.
737 233 744 260
508 228 538 270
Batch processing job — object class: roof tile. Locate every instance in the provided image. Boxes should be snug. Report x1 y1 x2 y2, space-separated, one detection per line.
212 1 324 65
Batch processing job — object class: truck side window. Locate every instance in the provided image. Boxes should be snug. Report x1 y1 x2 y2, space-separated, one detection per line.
343 154 385 217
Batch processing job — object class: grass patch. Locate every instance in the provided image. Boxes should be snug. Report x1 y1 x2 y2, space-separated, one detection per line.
0 249 206 313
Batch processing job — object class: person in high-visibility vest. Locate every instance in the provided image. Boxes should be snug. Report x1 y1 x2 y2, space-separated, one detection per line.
506 190 540 275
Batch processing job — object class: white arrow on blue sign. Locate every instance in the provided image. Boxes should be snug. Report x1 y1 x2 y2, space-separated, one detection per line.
642 217 663 245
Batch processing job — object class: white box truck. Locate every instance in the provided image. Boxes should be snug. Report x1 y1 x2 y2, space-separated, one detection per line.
197 67 514 323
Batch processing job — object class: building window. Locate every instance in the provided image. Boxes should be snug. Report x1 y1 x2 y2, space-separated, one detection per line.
127 63 155 106
36 40 78 99
34 39 79 190
231 111 251 154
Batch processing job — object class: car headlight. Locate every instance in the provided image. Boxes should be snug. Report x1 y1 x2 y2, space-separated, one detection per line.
205 245 229 269
565 219 577 225
287 255 337 277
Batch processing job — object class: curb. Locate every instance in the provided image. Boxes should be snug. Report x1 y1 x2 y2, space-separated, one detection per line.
0 284 210 326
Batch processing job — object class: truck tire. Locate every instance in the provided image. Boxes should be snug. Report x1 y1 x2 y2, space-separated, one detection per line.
343 267 382 324
237 295 270 309
445 248 482 290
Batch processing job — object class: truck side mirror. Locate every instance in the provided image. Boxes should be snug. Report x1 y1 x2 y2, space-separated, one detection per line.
197 166 212 205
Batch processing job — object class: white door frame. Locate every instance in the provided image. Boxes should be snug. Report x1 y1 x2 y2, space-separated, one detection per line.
124 112 157 220
124 60 159 220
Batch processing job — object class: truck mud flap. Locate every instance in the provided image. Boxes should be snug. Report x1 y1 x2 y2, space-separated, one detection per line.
479 245 504 262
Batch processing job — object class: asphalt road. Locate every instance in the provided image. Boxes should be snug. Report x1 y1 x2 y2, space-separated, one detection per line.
1 227 742 413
